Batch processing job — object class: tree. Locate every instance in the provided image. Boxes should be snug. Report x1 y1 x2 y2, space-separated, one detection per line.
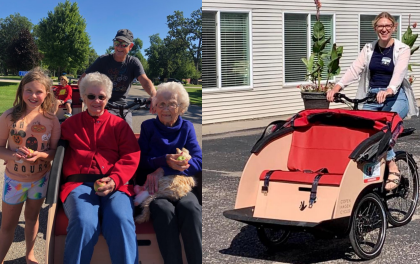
5 28 42 74
166 9 202 71
35 0 90 76
145 34 167 80
0 13 33 75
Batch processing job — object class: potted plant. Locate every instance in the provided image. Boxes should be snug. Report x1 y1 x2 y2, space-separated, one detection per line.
402 15 419 74
299 0 343 109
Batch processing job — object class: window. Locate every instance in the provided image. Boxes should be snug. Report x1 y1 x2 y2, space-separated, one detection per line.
284 13 334 84
202 10 251 90
359 14 400 50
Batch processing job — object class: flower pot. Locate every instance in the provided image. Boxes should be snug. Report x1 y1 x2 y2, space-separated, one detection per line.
300 91 330 110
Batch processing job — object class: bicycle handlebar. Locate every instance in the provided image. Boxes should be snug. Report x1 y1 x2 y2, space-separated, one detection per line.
106 98 149 110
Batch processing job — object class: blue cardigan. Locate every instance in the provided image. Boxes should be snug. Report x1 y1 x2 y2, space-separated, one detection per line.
138 116 202 176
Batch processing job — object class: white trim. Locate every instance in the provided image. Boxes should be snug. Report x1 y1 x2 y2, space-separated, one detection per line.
202 86 253 93
283 12 337 86
249 11 254 89
203 9 253 91
216 11 221 89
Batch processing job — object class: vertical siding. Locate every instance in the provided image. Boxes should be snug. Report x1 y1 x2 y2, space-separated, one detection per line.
202 0 420 124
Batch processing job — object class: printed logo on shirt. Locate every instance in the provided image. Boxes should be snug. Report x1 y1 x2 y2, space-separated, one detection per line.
31 122 46 133
59 89 67 95
381 57 392 66
10 130 26 145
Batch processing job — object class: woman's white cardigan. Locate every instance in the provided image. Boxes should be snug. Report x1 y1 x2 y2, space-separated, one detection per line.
337 39 419 117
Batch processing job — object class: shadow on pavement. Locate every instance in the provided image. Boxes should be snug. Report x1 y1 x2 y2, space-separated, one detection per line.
0 204 49 261
220 225 364 263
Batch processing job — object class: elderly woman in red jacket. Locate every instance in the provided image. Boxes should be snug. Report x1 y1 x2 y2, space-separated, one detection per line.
60 72 140 264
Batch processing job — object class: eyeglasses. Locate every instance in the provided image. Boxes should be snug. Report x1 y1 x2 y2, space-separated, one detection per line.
157 102 179 109
60 79 66 81
113 40 130 48
376 24 393 30
86 94 107 101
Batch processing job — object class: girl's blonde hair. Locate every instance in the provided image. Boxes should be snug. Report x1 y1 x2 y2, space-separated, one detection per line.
10 67 56 122
372 12 397 28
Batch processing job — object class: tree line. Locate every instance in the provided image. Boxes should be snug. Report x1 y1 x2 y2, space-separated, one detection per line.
0 0 202 83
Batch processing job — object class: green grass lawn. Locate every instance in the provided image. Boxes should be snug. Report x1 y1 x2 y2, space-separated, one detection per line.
0 76 22 80
185 88 202 106
0 82 18 114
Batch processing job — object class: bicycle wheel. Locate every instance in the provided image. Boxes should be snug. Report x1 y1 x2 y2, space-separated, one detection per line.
257 226 290 250
386 151 419 227
349 193 387 260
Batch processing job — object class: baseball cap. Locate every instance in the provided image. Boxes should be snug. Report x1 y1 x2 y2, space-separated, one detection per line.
114 29 134 43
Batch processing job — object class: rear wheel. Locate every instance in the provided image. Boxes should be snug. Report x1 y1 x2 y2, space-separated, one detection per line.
257 226 290 250
386 151 419 227
349 193 387 260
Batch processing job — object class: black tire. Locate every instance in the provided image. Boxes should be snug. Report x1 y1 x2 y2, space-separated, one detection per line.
385 151 419 227
349 193 387 260
257 226 290 250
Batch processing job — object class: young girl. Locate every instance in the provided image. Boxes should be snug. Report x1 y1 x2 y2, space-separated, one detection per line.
0 68 60 264
54 75 72 118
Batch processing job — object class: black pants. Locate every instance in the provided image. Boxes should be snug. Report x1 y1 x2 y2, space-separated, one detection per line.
107 108 132 129
150 192 202 264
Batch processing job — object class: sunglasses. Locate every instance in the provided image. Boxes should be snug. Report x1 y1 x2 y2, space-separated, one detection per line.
86 94 107 101
113 40 130 48
60 79 66 81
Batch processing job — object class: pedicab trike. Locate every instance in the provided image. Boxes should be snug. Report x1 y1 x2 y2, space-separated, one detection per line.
223 92 419 260
45 94 201 263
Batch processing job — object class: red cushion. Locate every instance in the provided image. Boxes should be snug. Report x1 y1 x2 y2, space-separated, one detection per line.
287 125 371 174
260 170 342 186
54 206 155 236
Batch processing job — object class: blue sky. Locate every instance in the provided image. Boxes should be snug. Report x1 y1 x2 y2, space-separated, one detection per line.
0 0 200 56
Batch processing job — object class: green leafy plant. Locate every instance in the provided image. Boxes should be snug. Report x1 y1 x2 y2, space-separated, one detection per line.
402 15 419 72
300 0 343 92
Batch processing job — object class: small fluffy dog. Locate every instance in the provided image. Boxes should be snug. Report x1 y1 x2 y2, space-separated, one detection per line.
134 148 196 223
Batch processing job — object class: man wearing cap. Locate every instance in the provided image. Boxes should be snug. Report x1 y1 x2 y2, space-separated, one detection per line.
79 29 156 127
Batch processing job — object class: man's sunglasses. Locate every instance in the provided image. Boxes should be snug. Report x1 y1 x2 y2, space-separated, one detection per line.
113 40 130 48
86 94 107 101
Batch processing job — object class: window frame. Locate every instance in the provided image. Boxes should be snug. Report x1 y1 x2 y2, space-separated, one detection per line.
202 9 253 93
358 13 402 53
282 12 336 87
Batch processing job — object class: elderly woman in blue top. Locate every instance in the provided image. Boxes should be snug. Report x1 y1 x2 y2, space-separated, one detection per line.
138 81 202 264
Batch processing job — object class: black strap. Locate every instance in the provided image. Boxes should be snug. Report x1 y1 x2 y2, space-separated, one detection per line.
307 168 328 208
65 174 106 183
261 171 274 194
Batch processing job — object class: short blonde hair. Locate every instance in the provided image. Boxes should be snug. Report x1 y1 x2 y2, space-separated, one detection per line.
60 75 68 84
153 82 190 115
79 72 113 100
372 12 397 28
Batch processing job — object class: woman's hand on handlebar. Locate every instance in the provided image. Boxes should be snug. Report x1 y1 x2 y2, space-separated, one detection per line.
326 84 342 102
376 88 394 104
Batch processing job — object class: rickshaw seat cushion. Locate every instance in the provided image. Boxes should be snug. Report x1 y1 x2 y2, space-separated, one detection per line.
287 125 371 174
260 170 342 186
54 206 155 236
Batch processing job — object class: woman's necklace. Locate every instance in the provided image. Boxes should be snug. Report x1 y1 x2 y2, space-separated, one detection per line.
378 44 392 56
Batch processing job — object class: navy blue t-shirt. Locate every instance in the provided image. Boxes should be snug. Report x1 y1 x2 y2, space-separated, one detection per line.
369 43 395 88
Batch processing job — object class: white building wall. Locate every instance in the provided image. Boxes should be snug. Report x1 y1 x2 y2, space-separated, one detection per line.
202 0 420 124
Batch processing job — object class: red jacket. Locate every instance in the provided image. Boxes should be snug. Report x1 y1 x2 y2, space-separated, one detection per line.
56 84 72 102
60 110 140 202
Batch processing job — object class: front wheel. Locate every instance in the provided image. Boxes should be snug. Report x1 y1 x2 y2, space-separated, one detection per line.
385 151 419 227
257 226 290 250
349 193 387 260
